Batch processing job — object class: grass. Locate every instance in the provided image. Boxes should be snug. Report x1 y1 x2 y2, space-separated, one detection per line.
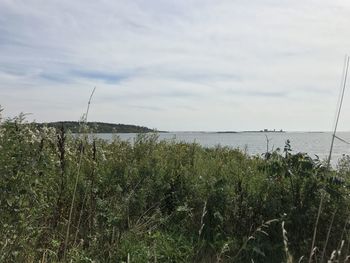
1 113 350 262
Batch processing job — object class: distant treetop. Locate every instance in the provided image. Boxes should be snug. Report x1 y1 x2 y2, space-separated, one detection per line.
36 121 155 133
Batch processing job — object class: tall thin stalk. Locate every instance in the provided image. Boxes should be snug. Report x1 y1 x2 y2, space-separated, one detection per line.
63 87 96 260
320 209 336 262
308 56 349 263
327 56 349 167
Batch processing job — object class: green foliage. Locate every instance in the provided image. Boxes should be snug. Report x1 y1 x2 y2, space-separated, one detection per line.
35 121 155 133
1 116 350 262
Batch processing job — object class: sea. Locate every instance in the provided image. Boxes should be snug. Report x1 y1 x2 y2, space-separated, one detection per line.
95 132 350 166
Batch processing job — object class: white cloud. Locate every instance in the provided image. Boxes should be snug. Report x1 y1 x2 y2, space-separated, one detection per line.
1 0 350 130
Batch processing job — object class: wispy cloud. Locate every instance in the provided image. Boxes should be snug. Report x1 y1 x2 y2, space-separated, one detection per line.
1 0 350 131
129 105 165 112
69 70 130 84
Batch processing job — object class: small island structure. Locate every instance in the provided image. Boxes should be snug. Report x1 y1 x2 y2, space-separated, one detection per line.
240 129 285 133
260 129 285 133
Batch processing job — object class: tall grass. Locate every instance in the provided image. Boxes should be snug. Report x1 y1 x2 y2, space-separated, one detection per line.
1 114 350 262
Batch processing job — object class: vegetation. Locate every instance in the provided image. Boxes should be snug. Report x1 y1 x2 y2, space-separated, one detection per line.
35 121 155 133
1 112 350 262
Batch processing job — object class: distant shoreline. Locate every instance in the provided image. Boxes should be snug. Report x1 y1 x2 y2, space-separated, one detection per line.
29 122 342 133
34 121 156 133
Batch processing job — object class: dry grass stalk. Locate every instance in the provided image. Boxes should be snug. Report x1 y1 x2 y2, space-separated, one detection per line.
308 190 326 263
282 221 293 263
309 246 319 262
63 87 96 260
215 243 229 263
198 200 207 238
328 240 344 262
320 209 337 263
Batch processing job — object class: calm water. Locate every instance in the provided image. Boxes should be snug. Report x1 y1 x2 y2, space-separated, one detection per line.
96 132 350 165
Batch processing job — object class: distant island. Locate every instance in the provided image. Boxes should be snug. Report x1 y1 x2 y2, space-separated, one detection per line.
259 129 285 133
35 121 156 133
215 131 238 134
237 129 286 133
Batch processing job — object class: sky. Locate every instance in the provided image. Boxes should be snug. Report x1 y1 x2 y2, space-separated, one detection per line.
1 0 350 131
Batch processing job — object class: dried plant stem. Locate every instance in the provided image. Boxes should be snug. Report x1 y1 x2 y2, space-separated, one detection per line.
198 200 207 238
282 221 293 263
63 87 96 260
308 191 325 263
320 209 337 262
73 186 89 246
345 228 350 258
309 56 349 263
336 214 350 257
74 141 97 246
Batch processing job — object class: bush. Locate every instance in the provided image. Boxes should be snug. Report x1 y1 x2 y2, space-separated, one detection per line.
0 115 349 262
